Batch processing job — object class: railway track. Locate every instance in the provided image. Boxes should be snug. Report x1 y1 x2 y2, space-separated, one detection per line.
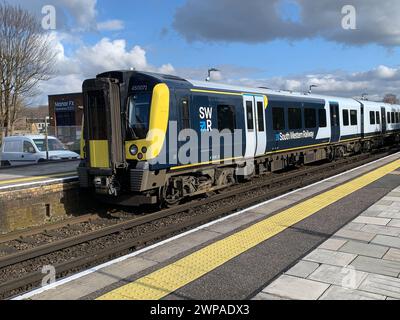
0 147 399 299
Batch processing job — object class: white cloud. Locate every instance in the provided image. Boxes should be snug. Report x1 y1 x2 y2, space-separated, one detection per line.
33 35 175 104
12 0 98 31
177 64 400 101
97 19 125 31
174 0 400 47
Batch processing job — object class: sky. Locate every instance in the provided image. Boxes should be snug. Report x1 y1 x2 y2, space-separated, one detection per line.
11 0 400 105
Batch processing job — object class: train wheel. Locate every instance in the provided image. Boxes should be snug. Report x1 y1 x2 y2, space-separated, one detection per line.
160 182 181 207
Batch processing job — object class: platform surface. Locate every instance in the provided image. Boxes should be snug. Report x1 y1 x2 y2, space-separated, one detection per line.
0 161 79 190
255 182 400 300
16 153 400 300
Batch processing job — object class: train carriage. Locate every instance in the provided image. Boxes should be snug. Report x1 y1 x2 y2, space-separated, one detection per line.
78 70 400 206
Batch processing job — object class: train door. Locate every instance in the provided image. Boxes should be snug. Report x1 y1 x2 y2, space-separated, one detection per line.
83 78 123 170
381 107 386 134
243 95 256 158
254 96 267 156
330 102 340 142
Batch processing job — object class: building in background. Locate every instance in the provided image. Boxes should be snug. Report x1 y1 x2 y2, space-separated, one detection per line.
48 92 83 153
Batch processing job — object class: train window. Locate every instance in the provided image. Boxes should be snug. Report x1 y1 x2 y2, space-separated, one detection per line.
217 105 236 132
181 98 190 129
272 107 285 131
304 108 316 128
87 90 107 140
318 109 327 127
246 101 254 130
256 102 265 132
370 111 375 125
350 110 358 125
376 111 380 124
288 108 302 129
392 112 395 124
387 112 391 124
128 92 151 139
343 110 349 126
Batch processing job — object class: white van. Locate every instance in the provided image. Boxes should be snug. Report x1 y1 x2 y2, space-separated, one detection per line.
0 135 80 166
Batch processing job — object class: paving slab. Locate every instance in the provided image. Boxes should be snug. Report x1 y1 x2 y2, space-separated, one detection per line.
262 275 329 300
375 200 394 206
351 256 400 277
285 261 320 278
251 292 288 300
339 241 389 258
334 229 376 242
343 222 365 231
318 238 347 251
390 202 400 209
319 285 386 300
371 234 400 249
303 249 356 267
353 216 390 226
360 209 383 217
308 264 368 289
382 197 400 202
359 274 400 299
361 224 400 237
383 248 400 262
378 211 400 219
388 219 400 228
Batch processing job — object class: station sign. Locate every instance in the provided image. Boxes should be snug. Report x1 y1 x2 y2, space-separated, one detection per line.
55 100 75 112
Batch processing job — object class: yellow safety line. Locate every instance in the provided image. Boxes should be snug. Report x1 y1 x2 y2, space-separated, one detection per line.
97 159 400 300
0 172 76 186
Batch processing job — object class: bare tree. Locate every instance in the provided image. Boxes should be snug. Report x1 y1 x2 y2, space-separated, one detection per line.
0 2 56 140
383 94 399 105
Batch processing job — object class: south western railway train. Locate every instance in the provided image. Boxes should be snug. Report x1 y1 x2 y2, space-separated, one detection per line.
78 70 400 206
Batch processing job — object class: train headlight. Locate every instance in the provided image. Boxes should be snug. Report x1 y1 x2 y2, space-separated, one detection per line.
129 144 138 156
141 146 147 154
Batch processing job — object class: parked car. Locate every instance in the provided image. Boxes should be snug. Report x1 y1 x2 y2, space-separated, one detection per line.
0 135 80 166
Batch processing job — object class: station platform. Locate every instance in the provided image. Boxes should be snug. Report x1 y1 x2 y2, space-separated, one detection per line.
16 153 400 300
0 161 79 191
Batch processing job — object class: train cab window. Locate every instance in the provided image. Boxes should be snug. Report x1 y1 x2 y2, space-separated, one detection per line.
343 110 349 126
370 111 375 125
350 110 358 125
128 92 151 139
318 109 327 127
256 102 265 132
387 112 391 124
288 108 302 129
217 105 236 132
272 107 285 131
376 111 380 124
87 90 107 140
181 98 190 129
246 101 254 130
304 108 316 128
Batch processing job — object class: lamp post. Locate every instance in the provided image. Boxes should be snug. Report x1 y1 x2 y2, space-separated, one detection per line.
206 68 220 82
308 85 318 94
45 116 52 161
